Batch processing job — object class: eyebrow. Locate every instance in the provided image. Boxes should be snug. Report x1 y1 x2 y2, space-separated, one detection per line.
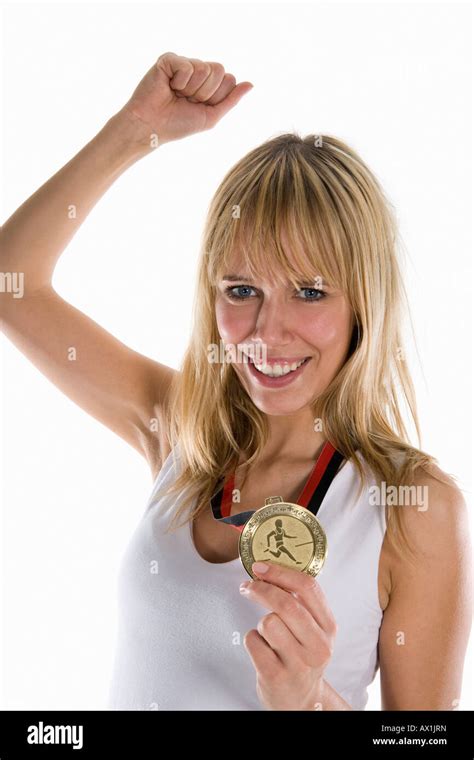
221 274 330 286
221 274 252 282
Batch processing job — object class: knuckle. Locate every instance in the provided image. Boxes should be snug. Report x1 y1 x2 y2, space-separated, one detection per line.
158 51 176 61
243 629 258 648
259 612 279 634
304 575 319 591
209 61 225 77
322 639 334 662
242 631 251 647
280 596 299 616
192 61 211 77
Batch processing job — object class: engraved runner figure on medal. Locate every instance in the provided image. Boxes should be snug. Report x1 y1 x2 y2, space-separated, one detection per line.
210 441 344 579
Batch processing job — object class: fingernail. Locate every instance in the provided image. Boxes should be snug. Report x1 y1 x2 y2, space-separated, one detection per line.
252 562 269 574
239 582 251 594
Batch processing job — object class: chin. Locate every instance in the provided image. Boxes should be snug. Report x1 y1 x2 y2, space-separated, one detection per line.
254 401 308 416
232 366 317 415
241 384 313 416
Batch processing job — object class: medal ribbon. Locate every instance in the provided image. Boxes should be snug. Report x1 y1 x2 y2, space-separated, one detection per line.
210 441 345 533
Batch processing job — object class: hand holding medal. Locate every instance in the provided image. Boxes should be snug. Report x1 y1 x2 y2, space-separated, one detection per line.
210 440 344 709
239 560 338 711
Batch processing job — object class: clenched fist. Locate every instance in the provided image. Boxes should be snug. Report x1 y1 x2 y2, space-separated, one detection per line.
117 52 253 147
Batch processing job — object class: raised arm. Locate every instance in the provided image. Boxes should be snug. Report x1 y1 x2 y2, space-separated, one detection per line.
1 52 253 478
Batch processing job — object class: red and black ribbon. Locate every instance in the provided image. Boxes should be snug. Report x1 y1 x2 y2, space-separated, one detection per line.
211 441 345 533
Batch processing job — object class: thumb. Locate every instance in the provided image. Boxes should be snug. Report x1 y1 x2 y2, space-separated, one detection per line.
206 81 254 124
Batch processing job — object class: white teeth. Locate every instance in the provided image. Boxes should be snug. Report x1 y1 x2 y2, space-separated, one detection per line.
253 358 307 377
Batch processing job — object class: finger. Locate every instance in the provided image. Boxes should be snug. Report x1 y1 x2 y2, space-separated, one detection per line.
156 52 195 91
255 612 308 669
185 61 227 102
173 57 213 99
251 561 337 636
202 72 236 105
242 578 327 657
243 627 282 674
203 81 254 125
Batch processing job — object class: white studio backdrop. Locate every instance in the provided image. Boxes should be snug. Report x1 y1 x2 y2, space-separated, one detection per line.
1 1 472 710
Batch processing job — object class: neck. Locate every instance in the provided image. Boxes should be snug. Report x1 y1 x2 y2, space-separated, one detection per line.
248 407 326 465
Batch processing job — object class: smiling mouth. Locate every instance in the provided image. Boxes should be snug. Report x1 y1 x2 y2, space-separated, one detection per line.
250 356 311 377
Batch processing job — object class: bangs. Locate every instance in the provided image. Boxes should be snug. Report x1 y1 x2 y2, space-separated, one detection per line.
206 137 351 294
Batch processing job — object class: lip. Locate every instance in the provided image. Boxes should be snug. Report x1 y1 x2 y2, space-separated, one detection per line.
246 356 311 387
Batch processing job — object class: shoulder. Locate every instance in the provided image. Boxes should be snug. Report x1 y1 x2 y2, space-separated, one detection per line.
399 463 468 556
384 460 471 590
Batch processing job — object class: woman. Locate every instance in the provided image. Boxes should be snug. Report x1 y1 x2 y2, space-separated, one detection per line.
2 52 471 711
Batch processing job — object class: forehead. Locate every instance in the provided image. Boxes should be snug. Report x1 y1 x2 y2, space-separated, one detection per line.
219 235 313 286
218 258 327 291
219 265 296 288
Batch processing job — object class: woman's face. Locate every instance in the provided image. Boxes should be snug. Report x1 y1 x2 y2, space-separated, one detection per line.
214 249 355 417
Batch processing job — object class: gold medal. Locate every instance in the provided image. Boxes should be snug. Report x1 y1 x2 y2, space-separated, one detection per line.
239 496 328 579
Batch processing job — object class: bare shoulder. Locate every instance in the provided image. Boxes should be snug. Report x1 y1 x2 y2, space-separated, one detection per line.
383 460 471 586
401 462 469 555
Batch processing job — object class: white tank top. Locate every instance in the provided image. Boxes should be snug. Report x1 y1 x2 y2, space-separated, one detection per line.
107 441 386 711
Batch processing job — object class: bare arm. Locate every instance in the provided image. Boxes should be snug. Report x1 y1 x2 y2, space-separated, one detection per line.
1 113 153 290
1 113 173 475
1 53 253 475
378 467 472 709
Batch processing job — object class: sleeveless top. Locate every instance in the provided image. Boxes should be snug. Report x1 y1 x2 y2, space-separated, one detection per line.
107 441 387 711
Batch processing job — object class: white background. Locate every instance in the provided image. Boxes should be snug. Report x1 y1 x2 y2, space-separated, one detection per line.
1 1 472 710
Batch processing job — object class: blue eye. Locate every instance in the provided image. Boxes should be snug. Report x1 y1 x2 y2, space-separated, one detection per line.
225 285 257 300
224 285 326 302
297 287 326 302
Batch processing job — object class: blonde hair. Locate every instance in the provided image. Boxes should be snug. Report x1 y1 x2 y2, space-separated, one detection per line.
158 133 455 563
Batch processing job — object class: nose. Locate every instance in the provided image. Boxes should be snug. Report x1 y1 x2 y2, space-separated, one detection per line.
251 294 294 347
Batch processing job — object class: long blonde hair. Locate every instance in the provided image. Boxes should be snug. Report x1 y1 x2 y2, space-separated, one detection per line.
158 133 455 563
